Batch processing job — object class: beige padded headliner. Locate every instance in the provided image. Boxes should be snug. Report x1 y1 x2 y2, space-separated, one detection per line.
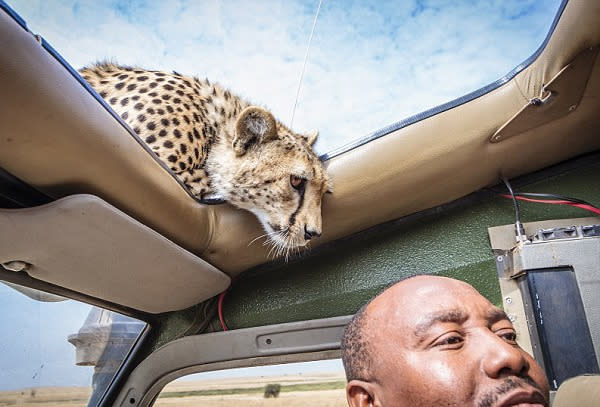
1 0 600 288
0 195 230 313
553 375 600 407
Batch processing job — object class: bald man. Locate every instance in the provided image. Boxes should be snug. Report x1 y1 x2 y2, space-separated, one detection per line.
341 275 549 407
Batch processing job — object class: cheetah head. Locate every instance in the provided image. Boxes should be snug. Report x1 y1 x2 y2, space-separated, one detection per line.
210 106 331 256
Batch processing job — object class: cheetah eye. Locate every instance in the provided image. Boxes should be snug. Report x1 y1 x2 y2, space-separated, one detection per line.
290 175 306 190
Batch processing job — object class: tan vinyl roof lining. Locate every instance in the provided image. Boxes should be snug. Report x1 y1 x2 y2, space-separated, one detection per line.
1 0 600 304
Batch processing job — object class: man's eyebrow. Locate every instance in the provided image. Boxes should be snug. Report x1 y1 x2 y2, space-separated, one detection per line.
486 307 510 326
413 308 468 341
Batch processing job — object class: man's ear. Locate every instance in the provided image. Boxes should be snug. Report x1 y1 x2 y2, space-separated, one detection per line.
302 129 318 146
346 380 380 407
233 106 277 156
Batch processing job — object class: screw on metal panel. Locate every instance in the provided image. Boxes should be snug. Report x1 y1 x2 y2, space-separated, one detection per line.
265 338 272 345
508 314 516 322
505 297 513 304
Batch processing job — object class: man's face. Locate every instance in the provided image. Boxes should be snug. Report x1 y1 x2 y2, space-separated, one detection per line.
346 276 549 407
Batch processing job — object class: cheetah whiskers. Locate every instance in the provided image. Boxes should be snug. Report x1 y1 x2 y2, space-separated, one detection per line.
279 232 296 261
275 233 290 260
281 230 304 262
247 231 277 247
265 229 289 259
292 232 306 260
266 239 282 259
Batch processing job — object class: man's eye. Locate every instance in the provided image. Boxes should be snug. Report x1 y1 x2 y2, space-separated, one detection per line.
290 175 306 190
498 330 518 344
434 334 464 348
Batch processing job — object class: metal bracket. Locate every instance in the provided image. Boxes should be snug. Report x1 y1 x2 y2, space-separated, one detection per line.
491 45 599 143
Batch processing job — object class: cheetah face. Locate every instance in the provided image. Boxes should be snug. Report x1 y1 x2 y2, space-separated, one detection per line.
224 107 331 256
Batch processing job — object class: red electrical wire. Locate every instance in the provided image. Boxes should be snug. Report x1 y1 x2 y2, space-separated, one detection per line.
218 290 228 331
499 194 600 215
570 203 600 215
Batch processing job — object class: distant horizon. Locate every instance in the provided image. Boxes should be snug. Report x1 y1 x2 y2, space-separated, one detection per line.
1 368 346 388
0 365 346 393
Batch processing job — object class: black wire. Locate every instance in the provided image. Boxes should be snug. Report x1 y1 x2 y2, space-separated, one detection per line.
500 175 527 241
501 176 521 224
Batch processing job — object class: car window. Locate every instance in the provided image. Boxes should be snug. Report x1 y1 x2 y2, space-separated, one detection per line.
10 0 563 154
0 281 146 407
154 359 346 407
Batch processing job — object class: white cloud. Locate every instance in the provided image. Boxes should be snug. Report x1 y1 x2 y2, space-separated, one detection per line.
8 0 562 154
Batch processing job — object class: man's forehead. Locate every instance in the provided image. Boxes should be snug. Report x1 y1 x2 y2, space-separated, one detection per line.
373 276 475 305
367 276 497 329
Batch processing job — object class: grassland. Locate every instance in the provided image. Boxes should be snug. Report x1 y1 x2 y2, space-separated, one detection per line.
154 372 347 407
0 372 348 407
0 386 92 407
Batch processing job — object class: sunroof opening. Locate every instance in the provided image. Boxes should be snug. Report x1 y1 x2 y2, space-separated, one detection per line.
10 0 563 154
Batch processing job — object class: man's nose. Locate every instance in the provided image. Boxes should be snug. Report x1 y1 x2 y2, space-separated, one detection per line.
481 333 530 378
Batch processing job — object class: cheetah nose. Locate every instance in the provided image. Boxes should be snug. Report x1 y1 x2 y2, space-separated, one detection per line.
304 226 321 240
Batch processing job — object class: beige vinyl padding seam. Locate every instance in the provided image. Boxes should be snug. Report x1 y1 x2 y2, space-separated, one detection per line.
0 0 599 305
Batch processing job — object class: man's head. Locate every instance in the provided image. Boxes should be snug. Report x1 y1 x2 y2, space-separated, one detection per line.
341 275 549 407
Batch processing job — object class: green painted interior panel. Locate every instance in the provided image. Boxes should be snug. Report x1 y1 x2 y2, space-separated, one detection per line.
150 154 599 349
221 157 600 330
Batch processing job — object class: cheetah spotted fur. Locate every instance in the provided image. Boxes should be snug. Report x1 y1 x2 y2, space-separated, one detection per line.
80 63 331 252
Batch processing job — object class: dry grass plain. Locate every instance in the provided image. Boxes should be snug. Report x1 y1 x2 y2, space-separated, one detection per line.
0 372 347 407
0 386 91 407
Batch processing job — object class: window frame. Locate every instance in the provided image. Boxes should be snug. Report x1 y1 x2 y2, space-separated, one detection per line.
0 267 155 407
111 315 350 407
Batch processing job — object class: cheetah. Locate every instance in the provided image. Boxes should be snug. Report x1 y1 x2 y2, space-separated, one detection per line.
80 63 331 253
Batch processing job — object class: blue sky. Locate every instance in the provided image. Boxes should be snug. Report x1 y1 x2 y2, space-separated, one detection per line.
0 283 95 390
7 0 561 153
2 0 562 393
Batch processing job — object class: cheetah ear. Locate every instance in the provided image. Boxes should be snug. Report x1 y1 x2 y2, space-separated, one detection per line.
302 130 319 146
233 106 277 156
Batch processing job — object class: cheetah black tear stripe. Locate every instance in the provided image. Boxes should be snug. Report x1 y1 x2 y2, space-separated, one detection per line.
288 187 306 228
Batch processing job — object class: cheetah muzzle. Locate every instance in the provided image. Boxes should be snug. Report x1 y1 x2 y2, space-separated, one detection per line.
80 63 331 255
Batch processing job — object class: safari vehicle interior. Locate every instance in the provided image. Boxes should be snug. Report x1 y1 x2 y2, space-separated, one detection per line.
1 0 599 406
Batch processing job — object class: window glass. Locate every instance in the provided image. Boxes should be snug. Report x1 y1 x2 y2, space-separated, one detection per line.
8 0 562 154
0 281 146 406
155 359 346 406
